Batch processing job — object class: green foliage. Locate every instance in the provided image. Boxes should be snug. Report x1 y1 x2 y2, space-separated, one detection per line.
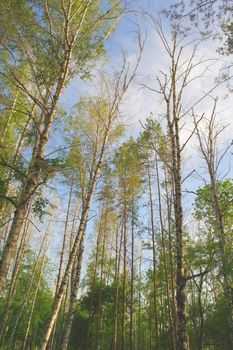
0 250 53 349
32 196 49 221
113 137 144 201
63 95 124 196
195 179 233 229
194 178 233 287
204 296 232 350
41 157 66 181
138 116 169 162
220 22 233 55
0 0 121 221
0 2 232 350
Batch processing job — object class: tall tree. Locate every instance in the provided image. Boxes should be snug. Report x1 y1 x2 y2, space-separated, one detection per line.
194 103 233 346
40 41 144 349
0 0 121 290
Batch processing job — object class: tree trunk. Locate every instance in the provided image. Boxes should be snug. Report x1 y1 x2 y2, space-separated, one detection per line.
22 244 48 350
96 212 107 350
85 206 104 350
0 214 31 344
155 154 176 350
50 198 79 350
40 118 113 350
60 232 85 350
0 18 76 290
195 109 233 346
0 110 32 221
7 221 51 348
130 197 135 350
114 220 123 350
39 44 141 349
122 200 127 350
164 48 189 349
137 242 142 350
209 171 233 344
147 159 160 349
56 184 73 294
164 167 177 345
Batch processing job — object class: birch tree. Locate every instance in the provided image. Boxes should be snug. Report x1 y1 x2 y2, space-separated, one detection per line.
0 0 121 290
39 40 144 349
